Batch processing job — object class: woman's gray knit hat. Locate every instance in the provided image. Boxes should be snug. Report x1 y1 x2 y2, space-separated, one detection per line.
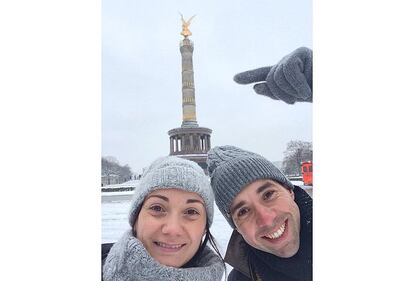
129 156 214 228
207 145 294 228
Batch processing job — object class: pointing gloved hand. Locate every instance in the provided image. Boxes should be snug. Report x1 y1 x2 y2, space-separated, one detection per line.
233 47 313 104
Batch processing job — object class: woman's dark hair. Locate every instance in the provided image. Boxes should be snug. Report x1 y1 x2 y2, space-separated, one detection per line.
182 224 227 278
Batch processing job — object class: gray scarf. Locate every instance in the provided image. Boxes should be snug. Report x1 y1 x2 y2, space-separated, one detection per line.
103 230 224 281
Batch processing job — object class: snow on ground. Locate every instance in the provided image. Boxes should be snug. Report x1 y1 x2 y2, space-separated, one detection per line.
103 180 140 189
101 190 135 196
291 180 304 185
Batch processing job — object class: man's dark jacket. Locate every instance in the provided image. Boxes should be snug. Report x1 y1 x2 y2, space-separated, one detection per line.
225 186 312 281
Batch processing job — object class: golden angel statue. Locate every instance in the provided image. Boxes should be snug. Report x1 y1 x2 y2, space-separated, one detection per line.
180 13 196 38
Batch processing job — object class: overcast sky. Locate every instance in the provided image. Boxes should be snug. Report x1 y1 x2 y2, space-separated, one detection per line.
102 0 312 173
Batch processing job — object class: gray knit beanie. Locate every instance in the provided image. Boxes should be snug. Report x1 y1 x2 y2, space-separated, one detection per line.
207 145 294 228
129 156 214 228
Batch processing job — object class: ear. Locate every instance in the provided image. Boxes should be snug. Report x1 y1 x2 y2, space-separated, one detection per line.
289 189 295 200
133 221 139 236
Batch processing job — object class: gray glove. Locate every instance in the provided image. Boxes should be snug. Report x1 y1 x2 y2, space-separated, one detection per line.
234 47 313 104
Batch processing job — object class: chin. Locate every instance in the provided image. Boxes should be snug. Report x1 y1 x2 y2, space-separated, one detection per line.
157 258 184 268
272 244 300 258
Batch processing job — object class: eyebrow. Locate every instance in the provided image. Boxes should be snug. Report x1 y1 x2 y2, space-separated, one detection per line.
146 194 169 202
256 182 274 194
230 200 246 216
186 198 205 205
146 195 204 205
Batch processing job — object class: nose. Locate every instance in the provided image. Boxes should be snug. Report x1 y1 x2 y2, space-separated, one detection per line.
255 204 274 228
161 215 184 236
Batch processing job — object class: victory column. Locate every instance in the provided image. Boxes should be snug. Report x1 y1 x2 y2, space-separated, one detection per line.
168 15 212 173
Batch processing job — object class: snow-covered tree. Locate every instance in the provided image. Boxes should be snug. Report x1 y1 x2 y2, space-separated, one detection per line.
102 156 132 184
282 141 312 176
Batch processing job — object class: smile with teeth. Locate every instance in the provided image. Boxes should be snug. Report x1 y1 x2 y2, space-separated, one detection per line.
263 221 286 239
155 242 185 249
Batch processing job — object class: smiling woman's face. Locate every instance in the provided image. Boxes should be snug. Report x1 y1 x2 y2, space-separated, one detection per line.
134 188 207 267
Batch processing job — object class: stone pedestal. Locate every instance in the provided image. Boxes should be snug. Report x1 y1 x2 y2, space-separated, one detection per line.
168 127 212 172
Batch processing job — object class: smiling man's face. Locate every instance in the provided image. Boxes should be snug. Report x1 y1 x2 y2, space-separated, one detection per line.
230 179 301 258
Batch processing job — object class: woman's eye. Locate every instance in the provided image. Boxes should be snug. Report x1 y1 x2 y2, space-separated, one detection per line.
149 205 164 212
185 209 200 216
263 190 275 200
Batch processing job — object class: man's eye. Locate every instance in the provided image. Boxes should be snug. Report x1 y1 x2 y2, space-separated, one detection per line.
263 190 275 200
237 207 249 217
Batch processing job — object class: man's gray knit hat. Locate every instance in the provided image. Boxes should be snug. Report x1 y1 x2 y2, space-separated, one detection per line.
207 145 294 228
129 156 214 228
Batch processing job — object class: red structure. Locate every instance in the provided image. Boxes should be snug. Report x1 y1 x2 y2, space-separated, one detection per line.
301 161 313 186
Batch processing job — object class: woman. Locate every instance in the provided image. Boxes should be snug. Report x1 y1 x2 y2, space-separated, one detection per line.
102 156 225 281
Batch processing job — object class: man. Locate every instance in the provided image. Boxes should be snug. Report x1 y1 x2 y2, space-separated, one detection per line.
207 145 312 281
206 47 313 280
